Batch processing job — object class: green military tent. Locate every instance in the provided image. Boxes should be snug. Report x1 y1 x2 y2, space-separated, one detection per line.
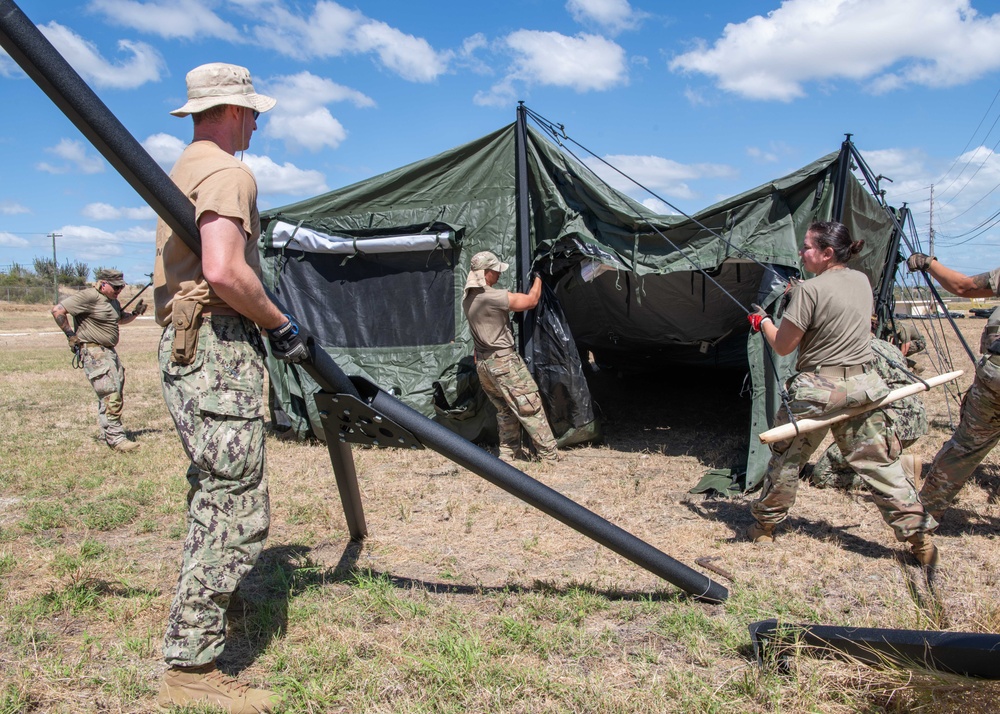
258 107 901 490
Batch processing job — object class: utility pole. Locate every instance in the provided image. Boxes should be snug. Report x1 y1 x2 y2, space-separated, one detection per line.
928 184 935 259
49 231 62 304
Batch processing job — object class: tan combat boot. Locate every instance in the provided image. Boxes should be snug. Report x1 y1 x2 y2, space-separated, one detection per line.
747 521 775 544
110 439 139 453
899 454 922 489
157 662 279 713
906 533 939 568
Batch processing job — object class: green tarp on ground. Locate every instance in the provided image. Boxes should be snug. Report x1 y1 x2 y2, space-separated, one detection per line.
259 119 898 491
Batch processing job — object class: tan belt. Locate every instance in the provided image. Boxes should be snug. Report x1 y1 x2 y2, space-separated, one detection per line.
476 347 515 361
816 364 866 378
80 342 112 349
201 306 241 318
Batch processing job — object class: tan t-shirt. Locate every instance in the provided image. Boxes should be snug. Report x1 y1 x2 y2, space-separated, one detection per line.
782 267 873 372
463 286 514 354
153 141 262 325
60 287 122 347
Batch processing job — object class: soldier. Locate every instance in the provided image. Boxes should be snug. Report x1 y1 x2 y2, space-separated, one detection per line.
462 251 560 462
907 252 1000 521
748 222 937 567
154 63 307 713
806 338 927 490
51 268 145 452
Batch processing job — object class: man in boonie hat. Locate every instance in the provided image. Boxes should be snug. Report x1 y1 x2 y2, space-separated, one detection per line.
462 251 560 463
154 62 301 713
51 269 146 453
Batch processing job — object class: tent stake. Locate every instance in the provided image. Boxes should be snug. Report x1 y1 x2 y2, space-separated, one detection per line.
758 370 962 444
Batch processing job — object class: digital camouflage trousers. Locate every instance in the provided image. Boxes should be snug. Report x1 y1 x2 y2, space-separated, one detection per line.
752 369 936 541
921 354 1000 517
477 352 558 460
158 316 269 667
80 344 127 446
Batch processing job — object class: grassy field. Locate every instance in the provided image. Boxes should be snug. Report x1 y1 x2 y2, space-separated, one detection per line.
1 303 998 713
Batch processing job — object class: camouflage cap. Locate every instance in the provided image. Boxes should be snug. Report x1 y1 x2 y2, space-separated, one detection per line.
469 251 509 272
96 269 126 287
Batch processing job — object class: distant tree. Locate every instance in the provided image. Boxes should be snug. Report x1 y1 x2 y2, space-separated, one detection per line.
32 257 55 280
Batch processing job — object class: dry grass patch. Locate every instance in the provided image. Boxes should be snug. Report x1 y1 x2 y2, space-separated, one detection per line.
1 303 999 712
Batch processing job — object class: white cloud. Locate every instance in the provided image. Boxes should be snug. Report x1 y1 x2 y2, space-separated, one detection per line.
566 0 644 34
353 21 453 82
252 1 451 82
39 21 165 90
263 72 374 151
508 31 627 91
0 46 22 78
243 154 329 196
138 133 325 195
746 142 793 164
141 133 187 169
53 224 138 261
267 111 348 152
474 30 628 104
0 232 30 248
584 154 737 201
37 139 106 175
87 0 239 41
669 0 1000 101
0 201 30 215
83 202 157 220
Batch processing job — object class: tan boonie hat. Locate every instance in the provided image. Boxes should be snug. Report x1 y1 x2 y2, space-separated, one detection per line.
470 251 509 273
170 63 277 117
464 251 509 293
96 269 126 287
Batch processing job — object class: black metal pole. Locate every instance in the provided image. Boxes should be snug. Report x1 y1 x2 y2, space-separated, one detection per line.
0 0 727 601
830 135 853 222
514 102 535 362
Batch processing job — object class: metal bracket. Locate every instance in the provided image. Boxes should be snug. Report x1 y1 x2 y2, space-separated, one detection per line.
315 392 423 449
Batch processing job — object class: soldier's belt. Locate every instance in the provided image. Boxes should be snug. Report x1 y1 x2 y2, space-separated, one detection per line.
201 306 241 318
476 347 515 360
816 364 867 378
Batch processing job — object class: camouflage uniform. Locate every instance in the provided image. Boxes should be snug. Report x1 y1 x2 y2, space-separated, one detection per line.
477 351 559 461
752 368 937 541
810 339 927 489
80 344 128 446
159 316 269 667
920 308 1000 517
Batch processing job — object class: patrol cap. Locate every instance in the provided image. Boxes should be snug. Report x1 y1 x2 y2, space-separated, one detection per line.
96 269 126 287
469 251 509 272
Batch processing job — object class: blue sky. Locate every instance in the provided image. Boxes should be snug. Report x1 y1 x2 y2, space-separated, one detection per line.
3 0 1000 283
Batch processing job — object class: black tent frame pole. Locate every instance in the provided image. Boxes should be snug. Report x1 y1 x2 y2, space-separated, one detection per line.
514 102 535 361
830 134 853 222
847 142 977 365
0 0 726 602
873 206 905 334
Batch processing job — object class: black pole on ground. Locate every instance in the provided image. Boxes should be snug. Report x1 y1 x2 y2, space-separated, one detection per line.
0 0 728 602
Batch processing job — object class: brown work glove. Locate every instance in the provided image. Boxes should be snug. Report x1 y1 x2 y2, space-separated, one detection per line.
906 253 935 272
131 299 147 316
67 334 81 352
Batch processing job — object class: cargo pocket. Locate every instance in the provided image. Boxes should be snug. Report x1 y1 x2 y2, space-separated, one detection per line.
787 377 834 419
84 357 116 398
508 385 542 417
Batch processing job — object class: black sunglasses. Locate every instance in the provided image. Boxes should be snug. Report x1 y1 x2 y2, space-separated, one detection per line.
252 110 260 120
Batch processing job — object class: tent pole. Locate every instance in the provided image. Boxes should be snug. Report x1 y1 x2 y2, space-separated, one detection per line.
831 134 853 222
515 102 535 360
0 1 726 601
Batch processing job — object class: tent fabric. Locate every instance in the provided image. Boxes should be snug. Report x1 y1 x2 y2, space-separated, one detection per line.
258 120 898 491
